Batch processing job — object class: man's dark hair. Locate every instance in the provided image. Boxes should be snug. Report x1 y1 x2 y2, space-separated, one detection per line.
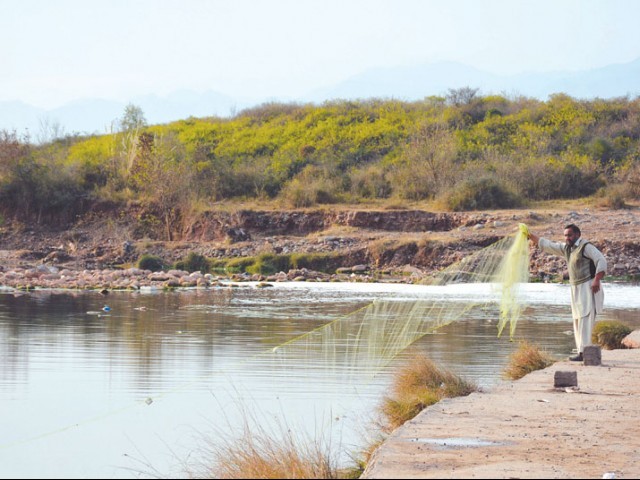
565 224 581 235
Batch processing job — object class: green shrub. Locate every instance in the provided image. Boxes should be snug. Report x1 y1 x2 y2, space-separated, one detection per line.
137 254 166 272
221 253 342 276
592 321 632 350
444 177 523 211
245 253 292 275
279 166 343 208
208 258 229 274
349 164 392 199
290 253 341 273
174 252 211 273
225 256 258 274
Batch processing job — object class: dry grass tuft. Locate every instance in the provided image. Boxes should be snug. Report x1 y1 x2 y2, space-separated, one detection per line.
186 405 344 480
380 354 476 432
502 341 555 381
201 429 338 479
339 435 386 480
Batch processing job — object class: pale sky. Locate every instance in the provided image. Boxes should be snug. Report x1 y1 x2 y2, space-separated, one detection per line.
2 0 640 108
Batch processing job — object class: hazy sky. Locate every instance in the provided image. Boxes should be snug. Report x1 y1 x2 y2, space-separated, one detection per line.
3 0 640 108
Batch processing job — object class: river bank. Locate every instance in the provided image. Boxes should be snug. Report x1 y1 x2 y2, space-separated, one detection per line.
1 203 640 290
362 347 640 479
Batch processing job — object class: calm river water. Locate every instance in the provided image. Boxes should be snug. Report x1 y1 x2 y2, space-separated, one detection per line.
1 281 639 478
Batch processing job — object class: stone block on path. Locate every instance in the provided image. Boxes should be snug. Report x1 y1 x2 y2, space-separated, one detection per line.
554 370 578 388
584 345 602 366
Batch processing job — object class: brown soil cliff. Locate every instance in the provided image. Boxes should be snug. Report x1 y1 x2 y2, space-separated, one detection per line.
1 201 639 283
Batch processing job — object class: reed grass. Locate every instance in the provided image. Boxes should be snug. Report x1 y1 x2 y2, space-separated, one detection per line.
502 341 555 381
186 401 345 480
379 354 477 432
186 356 476 478
203 429 338 479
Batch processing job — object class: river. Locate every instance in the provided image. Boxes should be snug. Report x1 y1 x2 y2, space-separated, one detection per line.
1 281 639 478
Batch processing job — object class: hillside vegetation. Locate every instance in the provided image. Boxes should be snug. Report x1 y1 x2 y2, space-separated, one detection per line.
2 89 640 238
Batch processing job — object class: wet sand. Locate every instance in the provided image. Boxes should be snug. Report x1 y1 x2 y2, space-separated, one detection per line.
363 348 640 479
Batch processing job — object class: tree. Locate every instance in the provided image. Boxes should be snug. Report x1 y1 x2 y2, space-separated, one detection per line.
130 132 195 240
110 104 148 190
119 103 147 132
36 117 67 144
446 87 479 106
0 130 30 181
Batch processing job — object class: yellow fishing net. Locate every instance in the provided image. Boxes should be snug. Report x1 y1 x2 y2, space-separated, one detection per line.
264 224 532 375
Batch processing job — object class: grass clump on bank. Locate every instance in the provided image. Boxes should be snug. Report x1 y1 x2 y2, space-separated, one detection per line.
190 412 346 479
205 429 339 479
189 355 477 479
502 341 555 381
592 321 632 349
379 354 477 432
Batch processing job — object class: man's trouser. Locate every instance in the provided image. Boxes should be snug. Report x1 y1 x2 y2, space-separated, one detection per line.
574 309 596 353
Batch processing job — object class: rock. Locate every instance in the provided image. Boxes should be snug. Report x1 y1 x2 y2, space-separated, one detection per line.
167 269 188 277
622 330 640 349
225 228 251 243
44 250 72 263
36 264 51 273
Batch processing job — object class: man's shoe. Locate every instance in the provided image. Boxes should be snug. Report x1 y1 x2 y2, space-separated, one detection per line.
569 353 583 362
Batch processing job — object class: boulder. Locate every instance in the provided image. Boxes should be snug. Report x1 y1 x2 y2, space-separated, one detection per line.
622 330 640 349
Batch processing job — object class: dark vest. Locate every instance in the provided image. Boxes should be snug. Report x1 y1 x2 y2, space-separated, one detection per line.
564 241 596 286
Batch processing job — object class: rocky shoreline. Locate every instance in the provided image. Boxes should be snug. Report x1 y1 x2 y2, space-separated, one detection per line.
1 204 639 290
0 263 378 291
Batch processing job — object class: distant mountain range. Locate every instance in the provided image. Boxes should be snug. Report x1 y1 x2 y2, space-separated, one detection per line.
305 58 640 103
0 90 241 140
2 58 640 139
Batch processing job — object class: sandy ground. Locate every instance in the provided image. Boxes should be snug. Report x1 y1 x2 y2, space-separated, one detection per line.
362 348 640 479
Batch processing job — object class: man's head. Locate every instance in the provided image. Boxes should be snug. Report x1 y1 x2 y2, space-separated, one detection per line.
564 224 581 247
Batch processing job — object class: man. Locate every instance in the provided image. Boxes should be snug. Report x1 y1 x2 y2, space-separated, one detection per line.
527 224 607 361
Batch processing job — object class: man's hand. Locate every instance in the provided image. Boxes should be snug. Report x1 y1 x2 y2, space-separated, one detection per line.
592 271 605 294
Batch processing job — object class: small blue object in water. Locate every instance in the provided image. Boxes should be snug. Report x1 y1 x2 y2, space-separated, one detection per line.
102 305 111 312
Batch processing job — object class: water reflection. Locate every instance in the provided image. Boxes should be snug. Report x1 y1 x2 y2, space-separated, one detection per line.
0 282 639 478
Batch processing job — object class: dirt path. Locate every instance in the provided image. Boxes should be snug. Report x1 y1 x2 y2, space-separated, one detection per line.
362 348 640 479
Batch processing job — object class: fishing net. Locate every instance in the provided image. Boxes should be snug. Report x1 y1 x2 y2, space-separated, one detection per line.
261 224 532 376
